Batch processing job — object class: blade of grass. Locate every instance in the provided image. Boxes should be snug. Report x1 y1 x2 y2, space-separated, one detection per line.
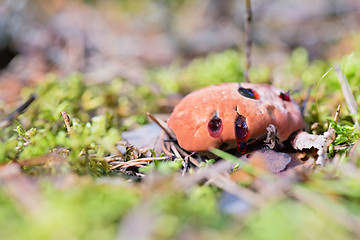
334 64 358 125
210 148 257 175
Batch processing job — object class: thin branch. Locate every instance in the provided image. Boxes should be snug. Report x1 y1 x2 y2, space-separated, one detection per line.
115 161 149 169
334 105 341 122
170 142 183 159
207 173 265 207
110 156 171 170
173 145 201 167
243 0 252 83
61 111 72 133
147 112 176 139
182 156 189 176
160 131 175 156
0 94 37 129
147 113 201 167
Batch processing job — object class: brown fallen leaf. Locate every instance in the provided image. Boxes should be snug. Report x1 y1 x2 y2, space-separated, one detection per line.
231 149 297 183
260 149 293 173
291 128 336 165
278 157 315 182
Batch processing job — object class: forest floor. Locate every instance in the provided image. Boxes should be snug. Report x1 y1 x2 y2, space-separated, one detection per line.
0 1 360 239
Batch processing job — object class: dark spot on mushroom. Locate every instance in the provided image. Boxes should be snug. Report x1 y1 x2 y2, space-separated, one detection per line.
238 86 260 100
235 114 249 154
279 91 291 102
208 115 223 138
238 141 247 154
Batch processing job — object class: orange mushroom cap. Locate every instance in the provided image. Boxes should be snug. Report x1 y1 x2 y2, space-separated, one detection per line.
167 83 304 151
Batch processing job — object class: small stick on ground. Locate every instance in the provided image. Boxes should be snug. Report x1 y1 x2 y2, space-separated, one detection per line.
147 113 176 139
334 105 341 122
61 112 72 133
243 0 252 83
148 112 201 168
174 146 201 167
160 131 175 156
170 142 183 160
0 94 37 129
182 156 189 176
334 64 358 124
110 156 171 170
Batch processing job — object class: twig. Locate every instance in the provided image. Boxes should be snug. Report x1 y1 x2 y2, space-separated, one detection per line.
207 173 264 207
160 131 174 156
0 94 37 129
182 156 189 176
110 156 170 170
334 105 341 122
243 0 252 83
115 161 148 169
333 144 353 151
334 64 358 124
126 156 170 163
170 142 183 159
147 113 176 139
147 113 201 168
187 156 201 167
61 111 72 133
174 145 201 167
178 160 233 188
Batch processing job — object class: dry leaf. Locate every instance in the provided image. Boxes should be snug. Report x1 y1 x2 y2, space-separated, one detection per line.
291 129 336 165
232 148 295 181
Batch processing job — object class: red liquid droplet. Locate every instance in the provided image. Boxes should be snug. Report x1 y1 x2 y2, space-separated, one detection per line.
208 116 223 138
235 115 249 141
235 114 249 154
279 91 291 102
237 141 247 154
252 90 260 99
238 87 260 100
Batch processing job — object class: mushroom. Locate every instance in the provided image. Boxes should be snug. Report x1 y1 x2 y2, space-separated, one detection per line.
167 83 304 152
